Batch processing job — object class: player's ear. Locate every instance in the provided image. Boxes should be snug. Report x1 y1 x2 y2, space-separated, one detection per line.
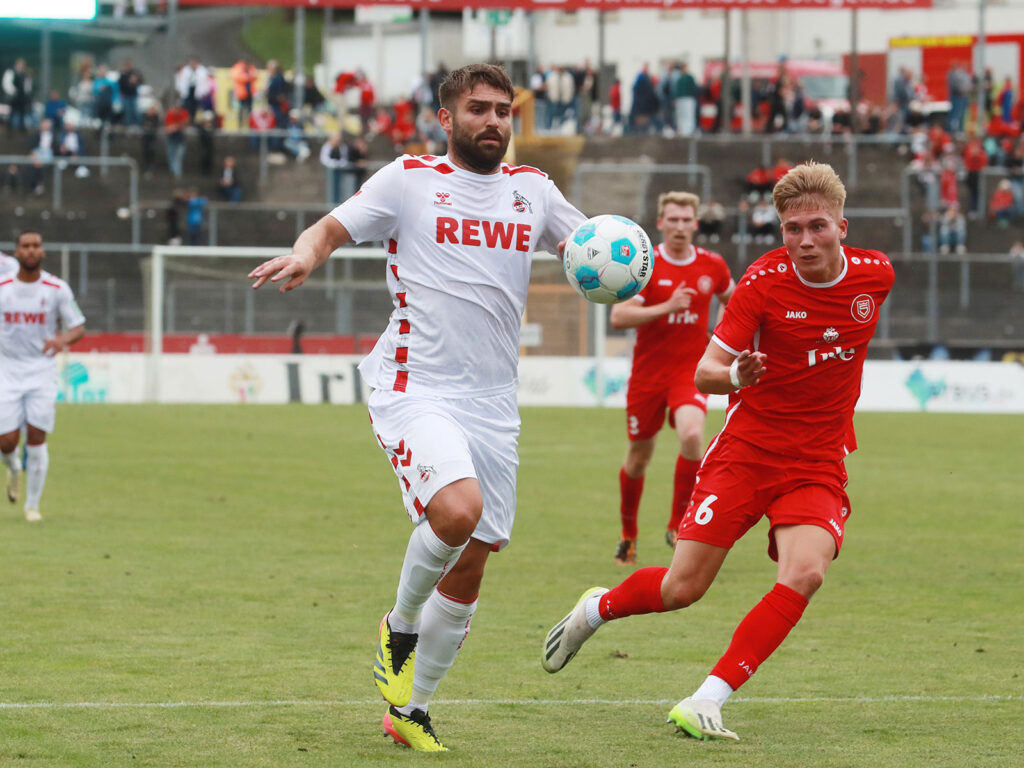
838 218 849 239
438 107 452 132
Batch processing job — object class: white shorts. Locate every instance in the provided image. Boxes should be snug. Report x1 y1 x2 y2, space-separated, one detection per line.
367 388 520 551
0 375 57 434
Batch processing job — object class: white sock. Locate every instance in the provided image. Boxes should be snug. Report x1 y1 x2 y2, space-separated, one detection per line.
1 449 20 472
585 592 606 629
396 590 477 714
691 675 734 708
391 523 466 632
24 443 49 512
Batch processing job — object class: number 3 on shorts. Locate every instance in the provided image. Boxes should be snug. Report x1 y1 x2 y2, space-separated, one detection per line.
694 494 717 525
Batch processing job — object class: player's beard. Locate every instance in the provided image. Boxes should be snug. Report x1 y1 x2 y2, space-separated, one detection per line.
449 116 509 174
17 256 42 273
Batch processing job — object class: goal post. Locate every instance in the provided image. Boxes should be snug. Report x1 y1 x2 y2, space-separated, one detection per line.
145 244 612 403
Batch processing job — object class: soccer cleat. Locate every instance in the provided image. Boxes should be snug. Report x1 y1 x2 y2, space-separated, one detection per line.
24 508 41 523
373 612 417 707
614 538 637 565
5 466 18 503
382 706 448 752
665 528 678 547
667 698 740 741
542 586 608 673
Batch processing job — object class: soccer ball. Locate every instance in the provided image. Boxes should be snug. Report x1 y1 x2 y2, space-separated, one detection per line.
563 215 653 304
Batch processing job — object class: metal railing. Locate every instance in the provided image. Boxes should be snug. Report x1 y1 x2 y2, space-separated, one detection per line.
0 154 140 243
0 240 1017 353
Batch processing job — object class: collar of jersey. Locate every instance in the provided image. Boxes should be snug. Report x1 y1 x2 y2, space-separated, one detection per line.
440 155 508 182
791 246 849 289
657 243 696 266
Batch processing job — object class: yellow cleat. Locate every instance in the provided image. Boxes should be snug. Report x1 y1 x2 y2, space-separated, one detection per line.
373 612 416 707
382 706 448 752
667 698 740 741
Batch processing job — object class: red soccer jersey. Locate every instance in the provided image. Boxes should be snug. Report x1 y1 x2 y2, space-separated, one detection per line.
630 243 733 389
711 246 894 461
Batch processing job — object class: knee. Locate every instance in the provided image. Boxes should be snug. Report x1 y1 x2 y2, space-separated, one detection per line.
427 483 483 544
661 574 709 610
679 431 703 460
780 564 826 600
623 453 649 477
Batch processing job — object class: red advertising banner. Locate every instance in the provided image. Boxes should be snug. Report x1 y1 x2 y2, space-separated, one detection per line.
179 0 933 9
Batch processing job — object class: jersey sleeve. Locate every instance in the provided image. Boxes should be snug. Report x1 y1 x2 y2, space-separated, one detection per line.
329 158 404 244
535 180 586 254
713 255 734 296
58 282 86 330
711 275 762 355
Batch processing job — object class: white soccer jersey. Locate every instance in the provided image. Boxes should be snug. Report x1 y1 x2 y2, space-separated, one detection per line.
332 154 585 397
0 269 86 381
0 252 17 278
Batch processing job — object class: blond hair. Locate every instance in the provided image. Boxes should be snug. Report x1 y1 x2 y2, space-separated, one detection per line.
657 191 701 219
772 161 846 217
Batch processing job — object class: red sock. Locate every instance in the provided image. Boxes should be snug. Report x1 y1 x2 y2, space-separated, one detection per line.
710 583 808 690
619 467 644 540
598 566 668 621
668 456 700 532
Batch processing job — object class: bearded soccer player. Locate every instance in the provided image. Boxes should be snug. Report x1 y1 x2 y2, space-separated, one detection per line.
542 162 894 742
0 231 86 521
610 191 734 565
250 63 585 752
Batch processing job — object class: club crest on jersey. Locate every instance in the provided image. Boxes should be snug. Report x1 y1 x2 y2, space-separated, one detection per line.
512 190 532 213
778 262 788 272
434 192 453 206
698 275 713 294
417 464 436 483
823 327 839 342
851 293 875 323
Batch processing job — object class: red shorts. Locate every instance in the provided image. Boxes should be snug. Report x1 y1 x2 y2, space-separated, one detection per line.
626 376 708 441
678 432 851 561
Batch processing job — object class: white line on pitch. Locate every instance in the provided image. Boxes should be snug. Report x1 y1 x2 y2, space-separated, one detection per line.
0 695 1019 710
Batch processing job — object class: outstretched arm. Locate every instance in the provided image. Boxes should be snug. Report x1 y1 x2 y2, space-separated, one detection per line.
249 215 352 293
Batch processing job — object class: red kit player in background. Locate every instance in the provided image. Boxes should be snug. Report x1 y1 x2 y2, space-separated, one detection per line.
543 162 894 742
610 191 734 565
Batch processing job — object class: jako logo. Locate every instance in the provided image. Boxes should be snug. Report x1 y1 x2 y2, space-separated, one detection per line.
786 310 807 319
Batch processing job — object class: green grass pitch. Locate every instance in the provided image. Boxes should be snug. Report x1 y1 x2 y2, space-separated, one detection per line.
1 404 1020 767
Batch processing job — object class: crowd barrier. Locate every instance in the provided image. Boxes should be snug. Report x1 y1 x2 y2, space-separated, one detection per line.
55 353 1024 413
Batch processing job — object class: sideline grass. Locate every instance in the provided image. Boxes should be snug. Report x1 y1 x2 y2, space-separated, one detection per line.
0 405 1020 767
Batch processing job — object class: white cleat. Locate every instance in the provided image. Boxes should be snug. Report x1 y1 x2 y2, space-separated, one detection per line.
6 467 19 503
667 698 740 741
542 586 608 673
24 508 42 523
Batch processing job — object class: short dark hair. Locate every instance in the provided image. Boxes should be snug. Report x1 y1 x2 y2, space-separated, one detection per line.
438 63 514 111
16 229 42 246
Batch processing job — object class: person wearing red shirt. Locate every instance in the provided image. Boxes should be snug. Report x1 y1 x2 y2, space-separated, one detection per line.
927 124 951 159
543 162 894 743
744 164 773 197
163 101 190 178
771 157 793 185
610 191 734 565
962 135 988 217
358 73 376 133
608 79 622 128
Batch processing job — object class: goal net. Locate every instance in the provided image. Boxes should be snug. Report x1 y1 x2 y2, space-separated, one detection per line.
144 244 610 401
